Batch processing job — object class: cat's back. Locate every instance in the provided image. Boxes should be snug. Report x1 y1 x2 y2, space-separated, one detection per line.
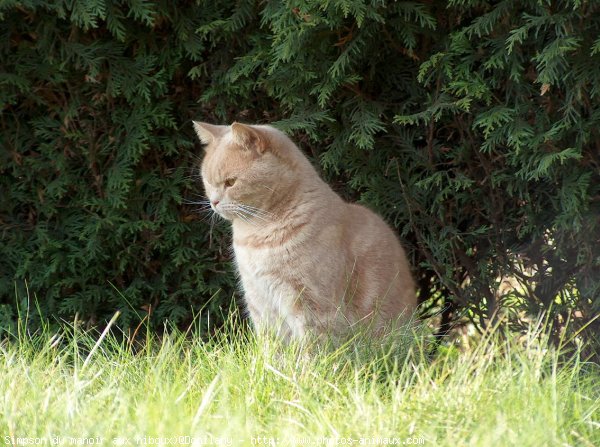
339 203 416 312
342 202 408 264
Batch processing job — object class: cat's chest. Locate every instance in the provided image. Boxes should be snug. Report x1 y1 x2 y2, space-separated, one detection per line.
233 244 293 291
233 244 304 331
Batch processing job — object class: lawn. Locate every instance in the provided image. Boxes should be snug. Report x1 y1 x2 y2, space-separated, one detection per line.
0 311 598 447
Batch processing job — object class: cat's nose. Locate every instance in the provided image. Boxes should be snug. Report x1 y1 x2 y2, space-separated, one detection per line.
211 199 220 208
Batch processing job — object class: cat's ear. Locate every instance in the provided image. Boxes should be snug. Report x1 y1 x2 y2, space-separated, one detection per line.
231 122 268 154
193 121 224 146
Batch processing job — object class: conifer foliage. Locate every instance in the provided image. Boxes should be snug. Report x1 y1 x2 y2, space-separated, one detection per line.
1 1 598 343
0 0 238 330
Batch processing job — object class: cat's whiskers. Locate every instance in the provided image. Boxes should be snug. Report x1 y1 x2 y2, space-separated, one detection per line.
185 201 213 216
218 203 271 225
219 203 245 220
235 205 273 223
237 203 273 214
182 196 215 224
238 210 267 223
231 209 255 226
237 207 269 219
183 199 211 207
182 194 211 206
237 204 275 219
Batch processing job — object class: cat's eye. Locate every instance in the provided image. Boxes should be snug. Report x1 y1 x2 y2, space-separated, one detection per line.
224 178 236 188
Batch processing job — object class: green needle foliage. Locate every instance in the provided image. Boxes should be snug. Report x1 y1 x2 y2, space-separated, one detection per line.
1 1 598 346
0 0 237 331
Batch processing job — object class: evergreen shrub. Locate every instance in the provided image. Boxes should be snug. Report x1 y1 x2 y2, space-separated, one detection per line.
1 1 598 345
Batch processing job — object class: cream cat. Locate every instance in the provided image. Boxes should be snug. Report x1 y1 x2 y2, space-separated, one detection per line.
194 121 416 341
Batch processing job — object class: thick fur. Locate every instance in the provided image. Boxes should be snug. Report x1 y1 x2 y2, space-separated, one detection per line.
195 122 416 340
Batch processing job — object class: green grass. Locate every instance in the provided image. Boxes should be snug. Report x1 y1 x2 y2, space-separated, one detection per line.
0 312 598 447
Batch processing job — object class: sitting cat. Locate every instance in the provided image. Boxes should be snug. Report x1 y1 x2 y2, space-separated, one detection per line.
194 121 416 341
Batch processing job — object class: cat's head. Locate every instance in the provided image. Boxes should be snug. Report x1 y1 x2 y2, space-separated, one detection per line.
193 122 296 222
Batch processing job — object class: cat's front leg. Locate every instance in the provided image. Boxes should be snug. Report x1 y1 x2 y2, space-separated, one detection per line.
243 290 307 341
